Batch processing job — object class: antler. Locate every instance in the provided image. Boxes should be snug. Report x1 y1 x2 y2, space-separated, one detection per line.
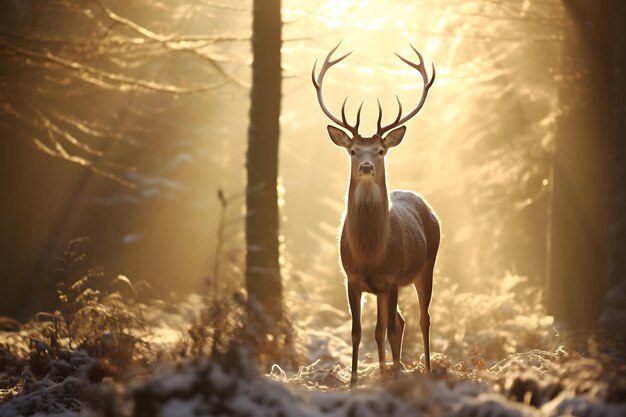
312 42 363 137
376 44 436 137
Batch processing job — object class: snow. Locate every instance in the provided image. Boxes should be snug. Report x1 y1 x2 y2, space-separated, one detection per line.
208 365 234 392
154 372 196 396
0 376 90 417
3 341 626 417
29 413 82 417
2 274 625 417
157 397 200 417
542 391 626 417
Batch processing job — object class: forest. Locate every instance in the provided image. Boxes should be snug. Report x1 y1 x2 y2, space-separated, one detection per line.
1 0 625 416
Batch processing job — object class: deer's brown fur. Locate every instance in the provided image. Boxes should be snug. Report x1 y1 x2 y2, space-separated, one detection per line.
312 44 439 388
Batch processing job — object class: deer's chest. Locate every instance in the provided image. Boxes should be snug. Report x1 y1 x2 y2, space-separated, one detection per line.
340 241 395 294
352 273 390 294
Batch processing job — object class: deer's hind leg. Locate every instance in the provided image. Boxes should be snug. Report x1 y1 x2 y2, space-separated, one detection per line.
375 294 388 374
377 293 406 378
396 308 405 343
392 306 405 364
414 260 434 373
385 285 406 371
347 281 363 388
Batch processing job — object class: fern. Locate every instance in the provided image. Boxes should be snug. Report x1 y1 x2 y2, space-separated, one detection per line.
55 237 102 349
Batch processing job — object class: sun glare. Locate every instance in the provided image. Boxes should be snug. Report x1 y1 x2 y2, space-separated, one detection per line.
2 0 620 415
318 0 378 29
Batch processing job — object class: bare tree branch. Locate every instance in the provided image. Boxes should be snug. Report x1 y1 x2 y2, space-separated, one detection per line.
92 0 249 87
1 42 230 94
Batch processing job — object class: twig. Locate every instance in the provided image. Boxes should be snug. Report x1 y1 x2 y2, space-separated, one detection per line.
1 42 230 94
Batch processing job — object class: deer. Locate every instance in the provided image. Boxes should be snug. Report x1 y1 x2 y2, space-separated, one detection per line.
312 43 440 388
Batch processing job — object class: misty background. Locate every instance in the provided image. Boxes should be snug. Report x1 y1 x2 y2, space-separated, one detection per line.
1 0 624 330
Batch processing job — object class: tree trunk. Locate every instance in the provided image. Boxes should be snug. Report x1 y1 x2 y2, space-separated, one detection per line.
599 0 626 334
245 0 283 322
607 0 626 288
547 0 614 326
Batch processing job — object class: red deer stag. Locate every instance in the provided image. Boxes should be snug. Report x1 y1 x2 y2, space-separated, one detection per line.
312 43 440 387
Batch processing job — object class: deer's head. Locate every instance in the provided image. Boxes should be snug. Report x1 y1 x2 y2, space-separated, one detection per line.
312 43 435 184
326 126 405 182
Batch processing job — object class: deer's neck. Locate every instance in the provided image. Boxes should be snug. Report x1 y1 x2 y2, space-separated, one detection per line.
346 176 390 264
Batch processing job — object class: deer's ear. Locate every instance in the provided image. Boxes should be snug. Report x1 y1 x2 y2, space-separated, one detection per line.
327 125 351 148
383 126 406 148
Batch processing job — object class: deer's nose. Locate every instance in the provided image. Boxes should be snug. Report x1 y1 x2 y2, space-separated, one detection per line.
359 163 374 174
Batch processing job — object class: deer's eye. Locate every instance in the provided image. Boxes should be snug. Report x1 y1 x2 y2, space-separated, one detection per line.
378 150 384 156
350 150 356 156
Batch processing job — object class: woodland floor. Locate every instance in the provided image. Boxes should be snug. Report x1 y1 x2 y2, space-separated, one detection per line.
1 273 626 417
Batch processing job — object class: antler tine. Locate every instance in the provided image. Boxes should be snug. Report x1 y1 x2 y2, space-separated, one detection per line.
312 42 361 136
339 98 364 136
376 45 435 137
376 96 402 136
376 95 403 137
393 95 403 125
377 99 383 133
355 101 364 133
341 97 349 127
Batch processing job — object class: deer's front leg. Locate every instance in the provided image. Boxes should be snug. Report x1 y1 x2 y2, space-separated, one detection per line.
347 281 362 388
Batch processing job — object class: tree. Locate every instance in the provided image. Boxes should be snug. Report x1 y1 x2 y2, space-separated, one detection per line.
599 0 626 334
0 0 243 183
547 0 614 325
245 0 283 324
0 0 248 317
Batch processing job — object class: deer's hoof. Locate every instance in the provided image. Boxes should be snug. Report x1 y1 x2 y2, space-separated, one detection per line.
382 361 405 380
379 364 392 381
391 360 409 373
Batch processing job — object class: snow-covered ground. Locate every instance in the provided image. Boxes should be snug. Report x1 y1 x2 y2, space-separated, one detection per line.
1 274 625 417
2 345 625 417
